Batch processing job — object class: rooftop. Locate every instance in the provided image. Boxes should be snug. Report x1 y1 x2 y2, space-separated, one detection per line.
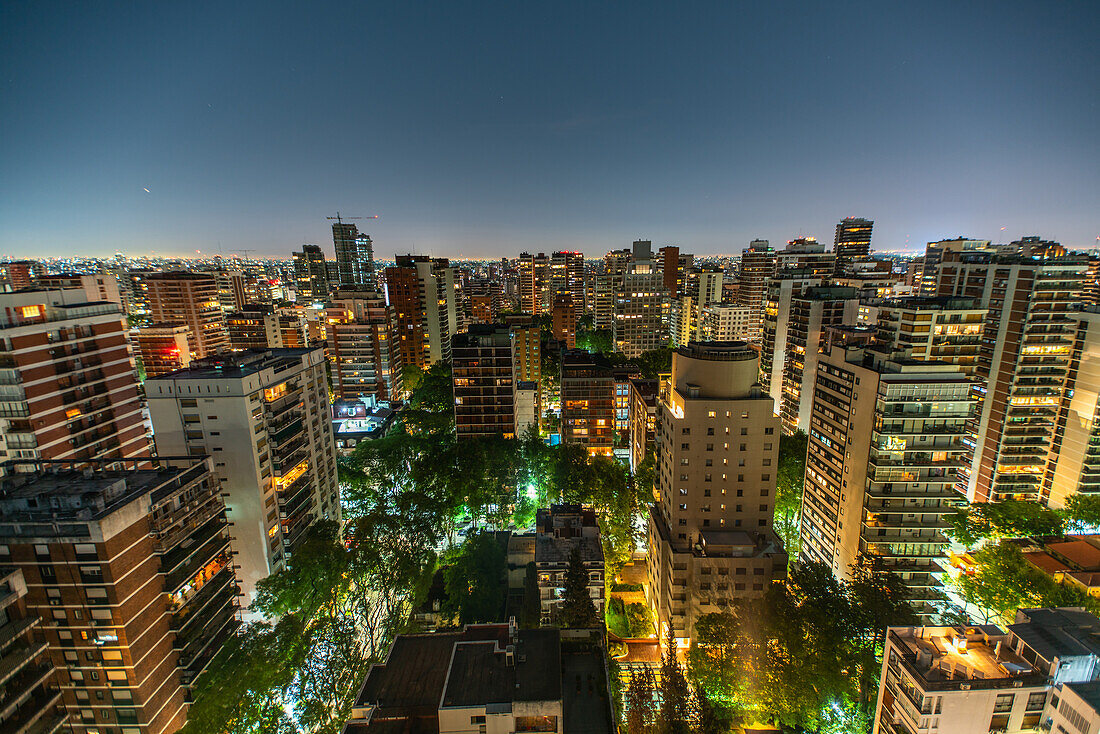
0 460 206 525
354 625 561 726
535 535 603 565
1046 539 1100 570
889 625 1042 690
149 348 316 380
1010 608 1100 662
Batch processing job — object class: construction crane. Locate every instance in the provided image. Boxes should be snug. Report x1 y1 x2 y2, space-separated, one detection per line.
326 213 379 226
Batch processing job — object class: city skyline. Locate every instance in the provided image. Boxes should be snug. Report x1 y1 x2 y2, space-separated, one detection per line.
3 1 1098 258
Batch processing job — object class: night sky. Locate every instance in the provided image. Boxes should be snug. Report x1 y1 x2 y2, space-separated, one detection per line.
2 1 1097 259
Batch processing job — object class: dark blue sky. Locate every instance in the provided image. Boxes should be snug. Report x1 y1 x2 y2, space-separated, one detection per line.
2 1 1097 259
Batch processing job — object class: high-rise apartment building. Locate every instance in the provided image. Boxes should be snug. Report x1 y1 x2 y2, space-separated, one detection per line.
628 377 658 471
292 244 330 303
131 323 192 379
0 566 65 734
327 291 403 402
779 286 860 434
0 288 149 464
146 349 339 605
875 608 1100 734
551 294 576 348
518 252 551 315
735 239 777 343
384 255 459 368
590 272 616 330
332 221 376 289
933 242 1088 502
658 246 693 298
0 458 241 733
760 259 828 410
37 273 122 304
613 240 670 357
918 238 991 297
549 251 585 308
1048 306 1100 508
145 272 229 359
646 342 786 643
210 267 247 313
775 237 835 276
452 325 515 440
560 351 615 456
699 305 756 342
874 298 986 377
833 217 874 275
799 347 973 617
510 322 541 384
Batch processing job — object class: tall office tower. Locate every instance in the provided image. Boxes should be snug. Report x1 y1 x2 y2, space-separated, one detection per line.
0 288 149 464
518 252 552 315
145 272 229 359
0 458 240 732
0 567 66 733
613 240 670 357
779 286 860 434
735 239 777 343
873 298 987 377
452 325 516 440
38 273 122 304
833 217 874 275
918 238 991 297
775 237 835 276
131 323 192 378
292 244 330 303
332 221 376 289
384 255 459 369
760 261 829 409
327 292 403 402
645 342 786 643
1047 306 1100 508
549 251 585 308
799 347 972 617
934 242 1088 503
560 351 615 456
658 246 693 298
551 294 576 348
146 349 340 605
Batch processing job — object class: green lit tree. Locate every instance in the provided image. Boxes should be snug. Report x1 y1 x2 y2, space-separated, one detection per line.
442 531 508 624
658 628 695 734
774 431 807 560
557 545 599 628
522 562 541 628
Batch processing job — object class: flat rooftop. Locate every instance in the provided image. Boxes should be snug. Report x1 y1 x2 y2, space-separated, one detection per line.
150 348 315 380
0 462 205 524
891 626 1039 687
535 535 603 565
1010 608 1100 662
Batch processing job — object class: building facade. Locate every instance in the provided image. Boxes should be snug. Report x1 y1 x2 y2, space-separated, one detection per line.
452 325 515 440
145 273 229 359
645 342 787 643
146 349 339 606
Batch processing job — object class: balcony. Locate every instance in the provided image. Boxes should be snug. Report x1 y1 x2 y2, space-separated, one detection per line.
161 520 231 592
0 663 54 722
0 688 64 734
0 641 47 690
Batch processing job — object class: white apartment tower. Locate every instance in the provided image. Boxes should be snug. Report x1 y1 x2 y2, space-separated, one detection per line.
146 348 339 607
